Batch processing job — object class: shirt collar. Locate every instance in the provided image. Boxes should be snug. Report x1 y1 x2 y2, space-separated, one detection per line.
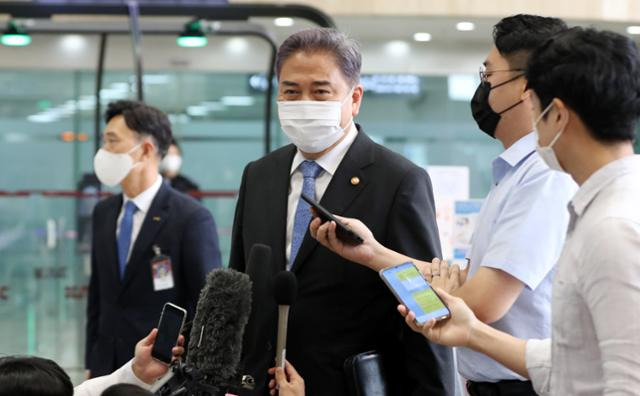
571 154 640 217
290 121 358 176
123 173 163 214
492 131 536 184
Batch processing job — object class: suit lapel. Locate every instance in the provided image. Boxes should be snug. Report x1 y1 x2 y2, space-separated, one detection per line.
120 183 170 293
271 146 297 272
291 127 375 272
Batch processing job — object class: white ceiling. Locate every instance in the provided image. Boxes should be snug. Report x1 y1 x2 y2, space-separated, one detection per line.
0 14 639 74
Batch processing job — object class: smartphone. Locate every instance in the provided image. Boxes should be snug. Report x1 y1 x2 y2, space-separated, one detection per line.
300 193 364 245
151 302 187 364
379 262 450 325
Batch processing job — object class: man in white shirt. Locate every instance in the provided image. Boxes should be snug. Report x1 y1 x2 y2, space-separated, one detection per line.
398 27 640 396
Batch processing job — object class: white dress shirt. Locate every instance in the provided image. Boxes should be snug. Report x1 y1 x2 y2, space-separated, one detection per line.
526 155 640 395
116 174 163 263
74 359 151 395
285 122 358 266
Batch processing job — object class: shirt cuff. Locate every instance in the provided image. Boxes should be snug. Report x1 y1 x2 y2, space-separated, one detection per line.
525 338 552 396
116 360 153 390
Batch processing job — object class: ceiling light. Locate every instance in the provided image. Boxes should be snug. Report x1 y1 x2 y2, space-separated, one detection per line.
60 34 86 52
177 21 208 48
274 17 294 27
384 40 410 57
456 22 475 32
225 37 248 54
627 26 640 35
1 21 31 47
413 32 432 42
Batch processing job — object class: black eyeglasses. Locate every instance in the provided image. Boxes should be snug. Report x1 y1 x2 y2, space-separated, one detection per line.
479 66 524 83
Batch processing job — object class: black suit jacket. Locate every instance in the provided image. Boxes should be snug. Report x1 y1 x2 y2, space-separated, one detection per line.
230 127 456 395
169 174 201 201
86 182 221 376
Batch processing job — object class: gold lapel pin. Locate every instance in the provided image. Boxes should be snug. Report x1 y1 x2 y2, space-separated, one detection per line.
152 216 162 221
350 177 360 186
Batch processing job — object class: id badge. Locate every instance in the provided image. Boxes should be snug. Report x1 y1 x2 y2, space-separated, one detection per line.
151 245 174 291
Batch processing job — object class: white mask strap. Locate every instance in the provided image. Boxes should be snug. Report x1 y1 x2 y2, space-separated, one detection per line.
535 101 554 126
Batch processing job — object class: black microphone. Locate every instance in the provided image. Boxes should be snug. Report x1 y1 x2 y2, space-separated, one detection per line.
273 271 298 368
243 244 273 355
153 268 252 395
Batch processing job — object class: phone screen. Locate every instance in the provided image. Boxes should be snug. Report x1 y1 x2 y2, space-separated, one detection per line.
151 303 186 364
380 262 450 324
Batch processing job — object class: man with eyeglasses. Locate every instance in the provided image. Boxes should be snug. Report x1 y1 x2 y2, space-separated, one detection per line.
453 14 577 395
399 26 640 396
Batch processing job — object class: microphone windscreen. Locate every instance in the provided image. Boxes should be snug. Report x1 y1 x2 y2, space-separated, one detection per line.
187 268 252 388
273 271 298 306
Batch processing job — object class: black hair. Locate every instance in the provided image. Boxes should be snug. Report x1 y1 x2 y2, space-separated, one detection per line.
527 27 640 142
169 137 181 153
105 100 172 157
101 383 154 396
0 356 73 396
276 28 361 86
493 14 568 68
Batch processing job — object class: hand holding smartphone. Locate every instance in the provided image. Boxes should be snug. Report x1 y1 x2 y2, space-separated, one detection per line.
300 193 364 245
151 302 187 364
380 262 450 325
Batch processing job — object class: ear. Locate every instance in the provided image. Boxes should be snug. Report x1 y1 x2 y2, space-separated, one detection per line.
552 98 570 133
524 88 542 115
520 85 532 102
141 139 157 160
521 89 533 114
351 84 364 117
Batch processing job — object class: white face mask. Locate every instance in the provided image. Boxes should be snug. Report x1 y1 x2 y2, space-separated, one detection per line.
93 143 142 187
534 102 565 172
277 89 354 153
160 154 182 174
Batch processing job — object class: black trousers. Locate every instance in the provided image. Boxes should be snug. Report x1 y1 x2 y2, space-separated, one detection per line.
467 380 537 396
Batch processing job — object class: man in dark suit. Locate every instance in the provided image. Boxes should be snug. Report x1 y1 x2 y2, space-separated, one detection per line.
229 28 456 395
86 100 221 377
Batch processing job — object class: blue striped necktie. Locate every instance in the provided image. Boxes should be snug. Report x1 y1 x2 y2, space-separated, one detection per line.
117 200 138 279
289 160 323 269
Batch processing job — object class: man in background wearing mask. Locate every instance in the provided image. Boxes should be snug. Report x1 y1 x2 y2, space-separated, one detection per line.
229 28 455 395
86 100 221 377
311 15 576 396
160 138 202 200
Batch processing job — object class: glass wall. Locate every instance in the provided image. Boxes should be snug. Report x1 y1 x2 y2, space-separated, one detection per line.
2 67 637 383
